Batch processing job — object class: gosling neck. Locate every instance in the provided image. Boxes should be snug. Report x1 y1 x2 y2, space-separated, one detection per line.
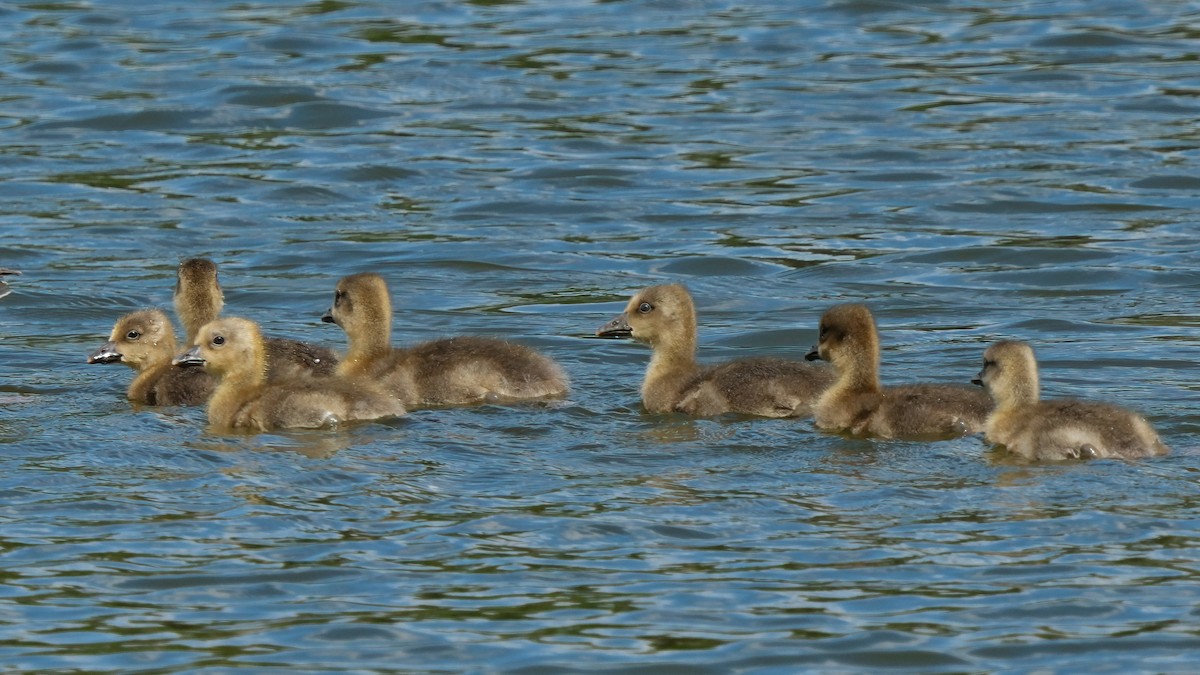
207 351 267 427
177 296 223 345
340 318 393 376
995 370 1040 413
640 330 698 412
127 338 177 403
830 335 882 395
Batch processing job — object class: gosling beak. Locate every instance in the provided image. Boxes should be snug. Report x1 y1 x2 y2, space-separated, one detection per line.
804 346 822 362
87 341 123 365
320 308 336 324
971 374 984 387
595 313 632 338
173 346 206 368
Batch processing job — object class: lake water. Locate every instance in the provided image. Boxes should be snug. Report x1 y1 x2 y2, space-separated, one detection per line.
2 0 1199 671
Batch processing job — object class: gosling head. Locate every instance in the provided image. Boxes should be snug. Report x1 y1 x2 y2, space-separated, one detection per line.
88 309 176 370
974 340 1040 407
321 273 392 335
804 304 879 372
173 317 262 379
596 284 697 352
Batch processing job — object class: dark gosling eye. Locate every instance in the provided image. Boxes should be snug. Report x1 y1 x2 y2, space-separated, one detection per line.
334 290 345 305
212 335 225 346
637 302 653 314
126 330 141 340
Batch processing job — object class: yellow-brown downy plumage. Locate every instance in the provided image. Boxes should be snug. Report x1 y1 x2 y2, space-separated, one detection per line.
975 340 1169 460
596 284 833 417
87 309 214 406
322 272 569 407
806 303 990 440
174 258 338 379
173 316 403 432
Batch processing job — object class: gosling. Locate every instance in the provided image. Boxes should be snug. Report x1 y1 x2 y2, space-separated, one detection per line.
596 283 833 417
175 258 338 379
88 309 215 406
805 303 990 439
973 340 1169 460
173 317 403 432
322 272 568 407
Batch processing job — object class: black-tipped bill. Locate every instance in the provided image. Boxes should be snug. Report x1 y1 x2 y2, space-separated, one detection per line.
173 346 206 368
971 377 984 387
596 313 632 338
804 346 822 362
87 341 123 365
320 309 336 324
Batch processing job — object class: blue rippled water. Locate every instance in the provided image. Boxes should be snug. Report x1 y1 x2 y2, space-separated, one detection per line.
2 0 1199 671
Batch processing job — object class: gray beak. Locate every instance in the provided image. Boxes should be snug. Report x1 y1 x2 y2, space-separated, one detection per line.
173 345 206 368
87 341 123 365
595 313 632 338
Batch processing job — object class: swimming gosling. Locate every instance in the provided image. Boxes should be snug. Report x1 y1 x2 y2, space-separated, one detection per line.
175 258 338 379
805 304 990 439
173 317 403 432
321 272 568 407
973 340 1169 461
596 284 834 417
87 309 215 406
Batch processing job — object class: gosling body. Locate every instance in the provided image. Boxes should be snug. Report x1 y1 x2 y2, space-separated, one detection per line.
596 284 833 417
174 317 403 432
806 304 990 439
323 273 568 407
975 340 1169 460
175 258 338 380
88 309 215 406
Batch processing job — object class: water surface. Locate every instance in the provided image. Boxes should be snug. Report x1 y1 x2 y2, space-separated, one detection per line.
2 0 1199 671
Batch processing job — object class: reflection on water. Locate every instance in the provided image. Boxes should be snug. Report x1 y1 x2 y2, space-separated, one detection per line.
2 0 1199 671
